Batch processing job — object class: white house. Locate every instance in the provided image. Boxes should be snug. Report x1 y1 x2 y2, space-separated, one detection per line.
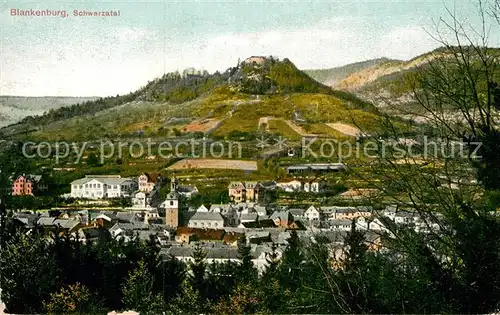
356 216 387 231
277 180 303 192
277 179 326 193
196 204 209 212
131 191 155 210
188 211 224 229
304 205 320 221
178 185 199 199
70 175 137 199
304 179 327 193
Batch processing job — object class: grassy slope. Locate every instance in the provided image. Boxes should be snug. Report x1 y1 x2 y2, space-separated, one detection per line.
23 87 392 141
212 92 385 137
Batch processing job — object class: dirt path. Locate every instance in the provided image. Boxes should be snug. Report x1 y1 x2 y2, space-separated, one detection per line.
326 122 363 137
258 116 273 131
283 119 317 137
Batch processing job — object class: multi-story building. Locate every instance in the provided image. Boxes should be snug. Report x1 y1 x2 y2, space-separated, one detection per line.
70 175 137 199
11 174 47 196
137 172 164 193
228 181 261 203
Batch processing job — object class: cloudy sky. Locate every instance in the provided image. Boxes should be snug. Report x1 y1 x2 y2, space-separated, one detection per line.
1 0 498 96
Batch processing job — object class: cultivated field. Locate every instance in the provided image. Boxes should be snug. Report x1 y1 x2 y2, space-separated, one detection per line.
182 118 222 133
168 158 258 171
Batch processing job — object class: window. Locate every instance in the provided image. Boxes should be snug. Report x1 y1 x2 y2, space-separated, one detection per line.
170 201 174 206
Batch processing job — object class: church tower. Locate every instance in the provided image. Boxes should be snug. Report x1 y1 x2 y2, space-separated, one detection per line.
165 176 179 228
170 175 179 192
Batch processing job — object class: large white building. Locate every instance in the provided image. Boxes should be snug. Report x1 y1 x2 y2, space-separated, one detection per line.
70 175 137 199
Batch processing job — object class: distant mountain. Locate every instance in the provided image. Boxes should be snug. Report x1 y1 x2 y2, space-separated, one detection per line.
316 47 500 119
304 58 399 87
0 96 98 128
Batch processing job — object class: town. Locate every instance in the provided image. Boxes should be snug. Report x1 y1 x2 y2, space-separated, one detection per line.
7 170 441 271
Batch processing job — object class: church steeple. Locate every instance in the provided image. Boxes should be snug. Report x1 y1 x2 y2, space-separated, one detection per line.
170 175 178 192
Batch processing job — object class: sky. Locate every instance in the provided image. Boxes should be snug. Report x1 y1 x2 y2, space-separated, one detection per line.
1 0 498 97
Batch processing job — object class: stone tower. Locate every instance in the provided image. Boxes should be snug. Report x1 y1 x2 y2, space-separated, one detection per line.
165 176 179 228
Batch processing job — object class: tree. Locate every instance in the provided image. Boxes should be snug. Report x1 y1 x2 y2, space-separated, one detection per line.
277 230 304 293
347 2 500 313
342 220 368 271
87 153 100 167
188 243 207 296
0 232 62 313
43 282 104 315
165 282 204 315
263 242 280 277
156 256 186 302
122 260 164 314
236 238 258 284
172 128 182 137
212 284 271 315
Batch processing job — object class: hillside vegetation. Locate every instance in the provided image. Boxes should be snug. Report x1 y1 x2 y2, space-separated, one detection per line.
1 56 404 142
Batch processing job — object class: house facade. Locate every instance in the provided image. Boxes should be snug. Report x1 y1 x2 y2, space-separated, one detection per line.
228 181 261 203
178 185 199 199
188 211 224 229
137 172 163 193
277 179 326 193
276 180 303 192
304 206 320 221
12 174 47 196
131 190 159 210
70 175 137 199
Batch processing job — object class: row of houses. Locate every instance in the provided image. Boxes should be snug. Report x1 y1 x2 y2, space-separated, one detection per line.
10 208 383 273
69 173 198 206
228 179 328 203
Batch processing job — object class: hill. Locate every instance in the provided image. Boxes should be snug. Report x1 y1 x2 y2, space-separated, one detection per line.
0 96 98 128
309 47 500 119
304 58 399 86
1 56 389 141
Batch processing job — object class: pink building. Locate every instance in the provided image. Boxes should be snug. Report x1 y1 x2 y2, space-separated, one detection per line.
11 174 46 196
137 172 163 193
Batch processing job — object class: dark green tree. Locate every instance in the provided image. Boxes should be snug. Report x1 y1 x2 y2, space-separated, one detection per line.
0 232 62 313
236 238 257 284
122 260 164 314
189 243 207 296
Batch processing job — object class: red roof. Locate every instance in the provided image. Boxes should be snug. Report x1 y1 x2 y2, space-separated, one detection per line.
143 172 162 182
175 227 224 240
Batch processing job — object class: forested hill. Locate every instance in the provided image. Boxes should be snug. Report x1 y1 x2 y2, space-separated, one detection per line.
2 56 377 138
